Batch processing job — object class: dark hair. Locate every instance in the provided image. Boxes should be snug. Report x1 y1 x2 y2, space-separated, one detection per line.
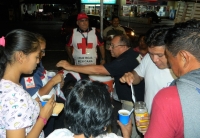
114 34 131 47
174 19 200 28
112 16 119 21
0 29 39 79
64 79 113 138
165 19 200 60
35 33 46 44
145 25 171 47
137 34 147 50
138 34 145 42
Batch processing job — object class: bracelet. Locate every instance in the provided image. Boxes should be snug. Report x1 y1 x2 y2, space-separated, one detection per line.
38 116 47 125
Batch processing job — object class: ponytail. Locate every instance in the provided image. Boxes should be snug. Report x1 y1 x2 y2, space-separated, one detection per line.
0 46 7 79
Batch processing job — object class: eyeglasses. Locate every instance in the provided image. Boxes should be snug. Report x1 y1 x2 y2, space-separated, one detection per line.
41 49 45 54
109 44 126 49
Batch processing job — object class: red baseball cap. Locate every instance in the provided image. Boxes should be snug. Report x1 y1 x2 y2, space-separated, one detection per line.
77 13 88 20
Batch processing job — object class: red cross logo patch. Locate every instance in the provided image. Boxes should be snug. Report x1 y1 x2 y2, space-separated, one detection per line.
77 38 93 54
24 77 35 89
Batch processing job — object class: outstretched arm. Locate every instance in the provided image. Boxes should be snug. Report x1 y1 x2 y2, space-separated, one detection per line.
119 70 143 85
38 73 63 96
56 60 110 75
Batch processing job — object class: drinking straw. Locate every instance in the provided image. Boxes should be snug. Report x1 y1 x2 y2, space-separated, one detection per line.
129 108 135 116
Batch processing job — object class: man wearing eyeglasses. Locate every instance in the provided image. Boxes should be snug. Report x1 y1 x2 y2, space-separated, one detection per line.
57 34 145 138
66 13 105 66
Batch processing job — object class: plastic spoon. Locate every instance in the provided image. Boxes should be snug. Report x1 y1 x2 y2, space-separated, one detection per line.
131 84 136 103
129 108 135 116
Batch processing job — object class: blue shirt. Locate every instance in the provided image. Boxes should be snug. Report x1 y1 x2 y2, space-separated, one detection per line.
20 62 45 98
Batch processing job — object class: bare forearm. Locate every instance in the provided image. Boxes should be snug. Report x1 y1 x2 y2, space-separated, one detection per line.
38 80 55 96
26 119 45 138
99 45 105 59
65 65 109 75
132 70 143 85
66 47 73 60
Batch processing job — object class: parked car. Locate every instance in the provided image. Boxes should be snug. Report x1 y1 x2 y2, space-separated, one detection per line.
61 14 137 43
141 11 161 23
61 12 69 21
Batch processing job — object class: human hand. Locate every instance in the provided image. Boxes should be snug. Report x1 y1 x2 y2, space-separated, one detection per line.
119 72 134 85
39 95 55 120
117 119 132 138
136 116 150 135
56 60 72 70
50 73 63 86
100 60 105 65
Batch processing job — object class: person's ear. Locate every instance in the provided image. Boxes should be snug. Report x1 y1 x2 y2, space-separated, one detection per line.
76 21 79 26
15 51 25 64
178 50 189 68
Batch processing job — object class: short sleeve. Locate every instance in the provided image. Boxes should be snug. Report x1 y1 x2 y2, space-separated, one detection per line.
104 55 139 76
134 54 150 78
96 133 123 138
4 89 35 130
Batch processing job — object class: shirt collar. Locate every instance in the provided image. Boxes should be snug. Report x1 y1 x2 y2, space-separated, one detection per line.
77 27 92 33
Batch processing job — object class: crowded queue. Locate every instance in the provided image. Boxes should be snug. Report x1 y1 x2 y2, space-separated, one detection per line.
0 12 200 138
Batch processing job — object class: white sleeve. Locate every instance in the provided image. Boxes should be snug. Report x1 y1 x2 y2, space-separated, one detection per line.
47 129 74 138
96 133 123 138
134 54 150 78
32 91 39 99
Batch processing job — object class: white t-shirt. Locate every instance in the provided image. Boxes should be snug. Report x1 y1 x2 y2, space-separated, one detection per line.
134 54 176 113
47 128 122 138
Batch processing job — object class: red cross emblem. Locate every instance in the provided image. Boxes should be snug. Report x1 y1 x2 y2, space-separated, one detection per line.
77 38 93 54
24 77 35 89
26 77 32 83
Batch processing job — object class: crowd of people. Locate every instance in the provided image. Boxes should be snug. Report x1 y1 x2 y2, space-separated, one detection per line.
0 12 200 138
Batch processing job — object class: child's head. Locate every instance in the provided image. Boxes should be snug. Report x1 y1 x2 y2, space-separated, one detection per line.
64 79 113 138
0 29 41 79
35 33 46 60
138 35 148 57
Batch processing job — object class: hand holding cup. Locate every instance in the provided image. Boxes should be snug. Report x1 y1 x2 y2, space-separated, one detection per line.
134 101 149 135
39 95 55 120
118 109 130 125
